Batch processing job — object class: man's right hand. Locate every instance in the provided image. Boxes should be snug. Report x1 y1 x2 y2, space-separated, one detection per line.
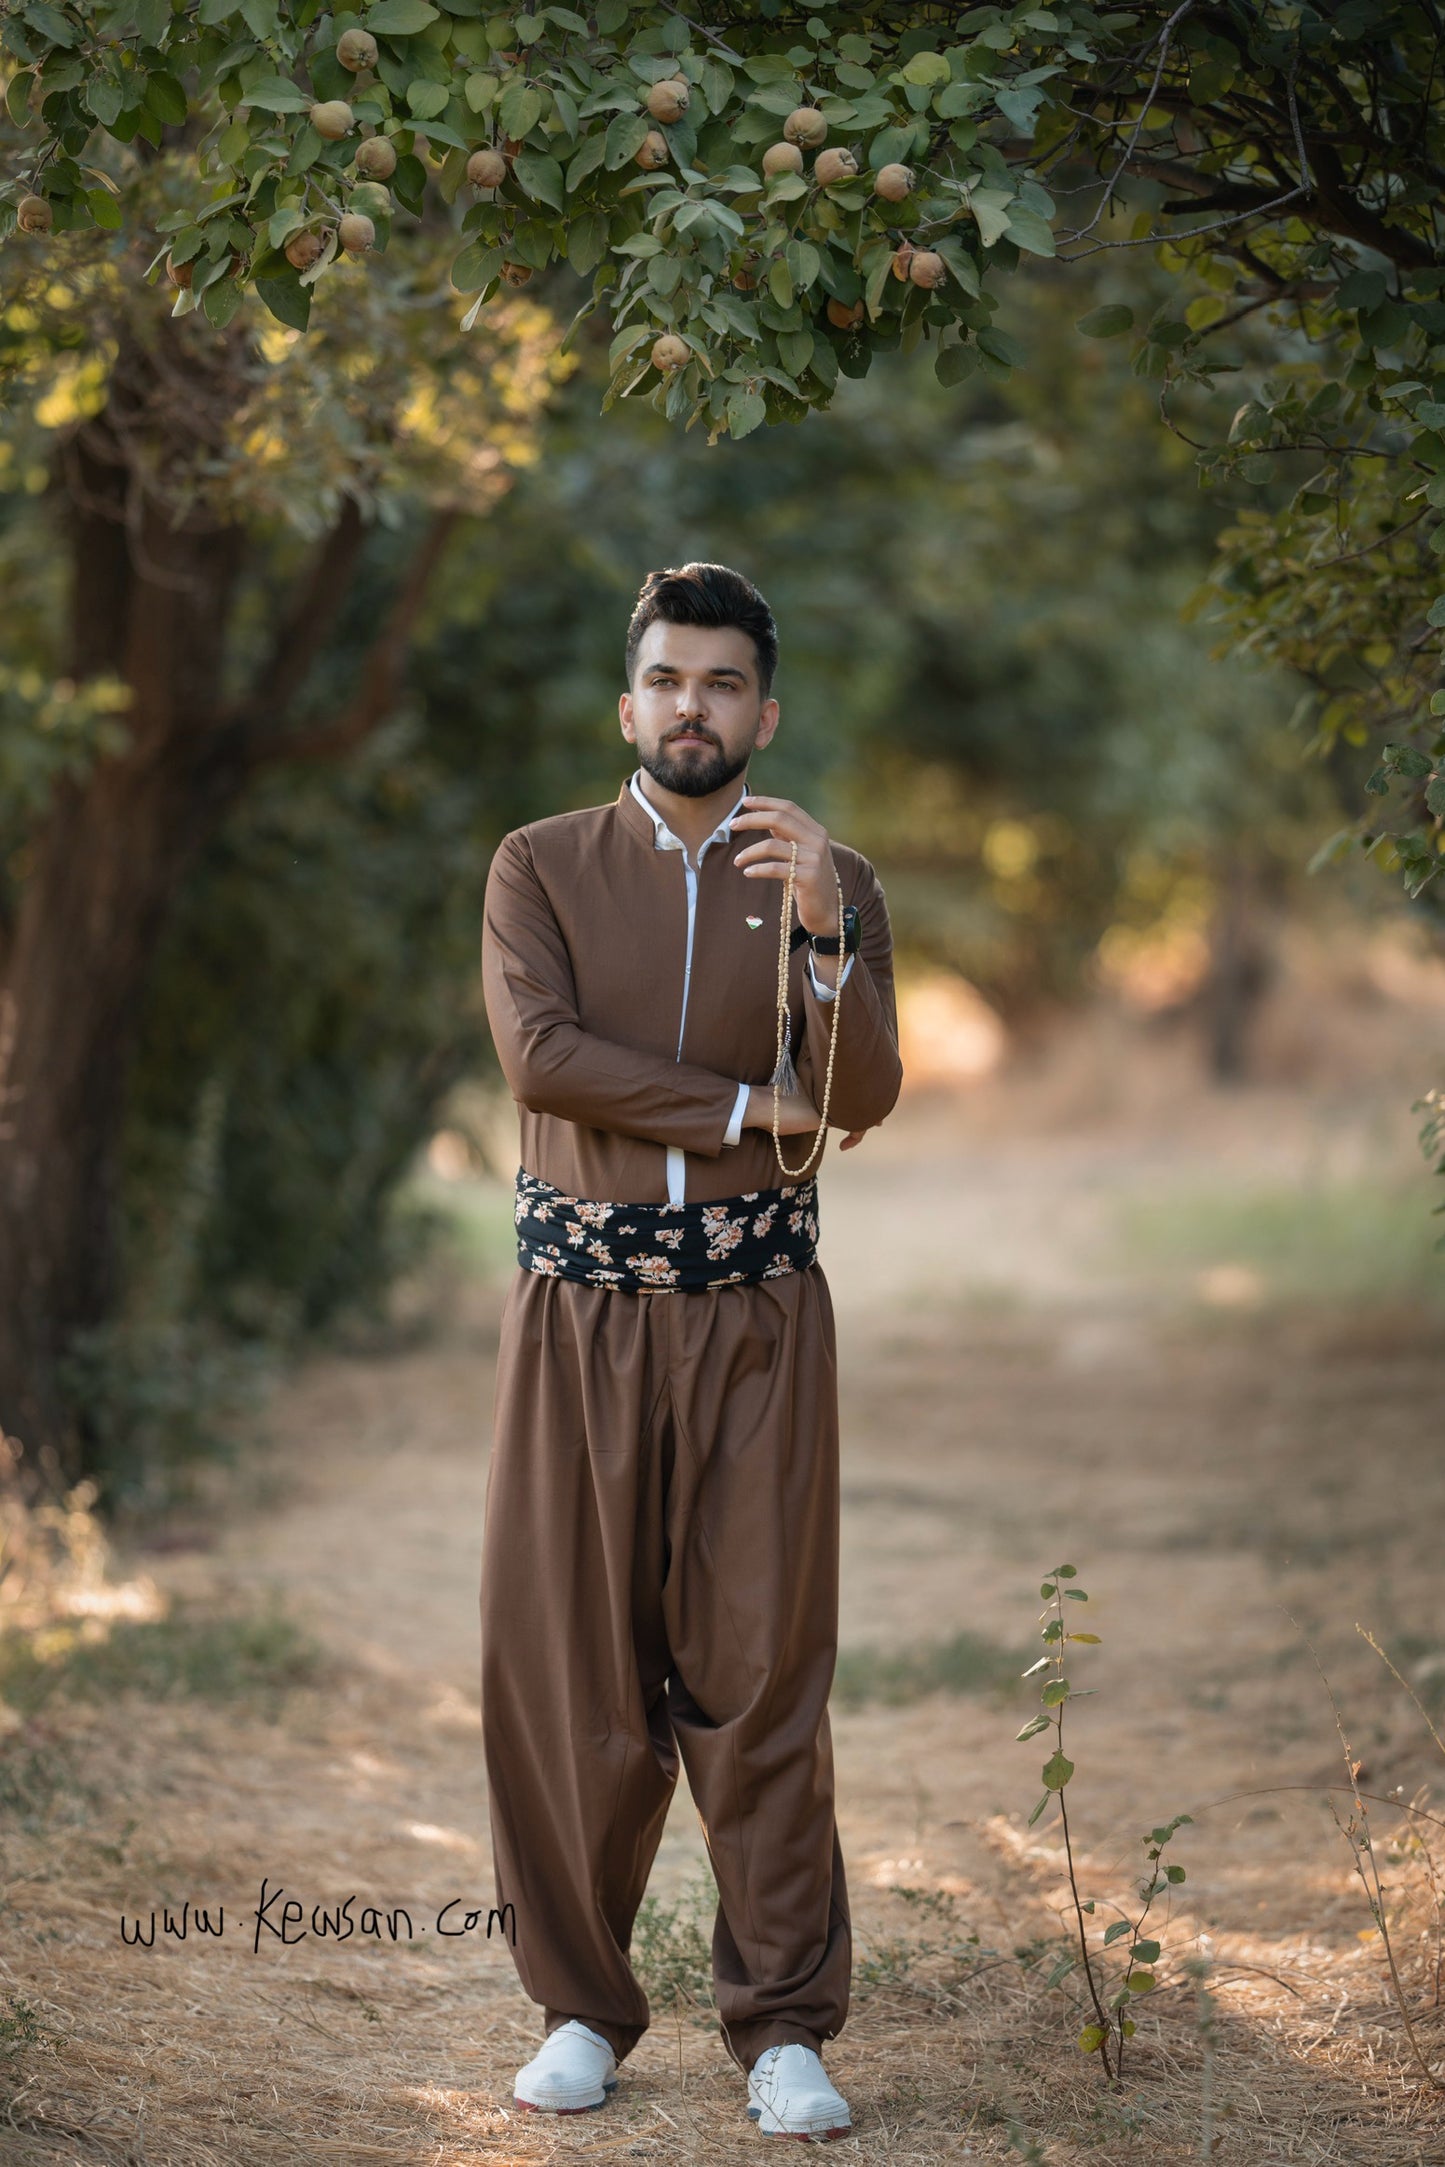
744 1083 822 1135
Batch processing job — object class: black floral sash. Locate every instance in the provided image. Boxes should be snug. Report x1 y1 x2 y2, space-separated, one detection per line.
512 1166 819 1292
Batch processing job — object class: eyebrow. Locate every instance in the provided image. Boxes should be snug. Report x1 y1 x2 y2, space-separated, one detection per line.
644 661 748 681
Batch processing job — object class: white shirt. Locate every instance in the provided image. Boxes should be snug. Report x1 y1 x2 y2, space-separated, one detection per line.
627 767 855 1205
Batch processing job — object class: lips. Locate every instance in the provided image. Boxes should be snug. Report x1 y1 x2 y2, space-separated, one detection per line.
670 733 713 747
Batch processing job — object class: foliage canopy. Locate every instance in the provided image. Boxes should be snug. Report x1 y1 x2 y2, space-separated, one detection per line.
4 2 1445 908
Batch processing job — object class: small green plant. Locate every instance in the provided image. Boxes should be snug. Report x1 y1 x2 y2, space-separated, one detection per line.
0 1992 46 2109
1016 1563 1191 2083
631 1867 717 2014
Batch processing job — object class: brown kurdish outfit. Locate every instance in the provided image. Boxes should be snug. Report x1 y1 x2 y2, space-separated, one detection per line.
479 772 903 2075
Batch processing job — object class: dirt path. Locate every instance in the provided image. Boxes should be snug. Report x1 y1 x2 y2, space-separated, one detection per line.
6 1015 1445 2165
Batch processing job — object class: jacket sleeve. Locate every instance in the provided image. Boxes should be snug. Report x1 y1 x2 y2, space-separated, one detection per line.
482 829 742 1155
795 849 904 1132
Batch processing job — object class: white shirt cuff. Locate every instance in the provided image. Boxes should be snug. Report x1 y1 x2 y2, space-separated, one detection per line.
722 1079 750 1147
806 948 855 1002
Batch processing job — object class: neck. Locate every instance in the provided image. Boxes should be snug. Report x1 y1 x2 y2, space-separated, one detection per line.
636 765 747 858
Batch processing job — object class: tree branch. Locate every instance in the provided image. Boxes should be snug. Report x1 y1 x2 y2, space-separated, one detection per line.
226 493 368 735
242 506 460 771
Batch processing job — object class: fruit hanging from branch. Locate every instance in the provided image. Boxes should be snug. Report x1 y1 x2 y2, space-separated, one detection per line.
284 228 326 271
338 212 375 254
874 163 915 203
762 141 804 178
814 147 859 187
651 332 689 371
16 194 52 235
467 147 507 189
354 136 397 180
783 105 827 148
908 250 947 288
335 29 378 72
634 130 670 171
309 101 354 141
646 77 689 123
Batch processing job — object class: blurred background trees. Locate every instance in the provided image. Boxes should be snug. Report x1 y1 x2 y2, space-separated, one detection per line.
3 3 1445 1505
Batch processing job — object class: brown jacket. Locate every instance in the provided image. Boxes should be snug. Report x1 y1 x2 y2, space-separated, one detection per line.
481 776 904 1205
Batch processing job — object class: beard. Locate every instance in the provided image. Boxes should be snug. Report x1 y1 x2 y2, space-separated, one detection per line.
639 730 751 799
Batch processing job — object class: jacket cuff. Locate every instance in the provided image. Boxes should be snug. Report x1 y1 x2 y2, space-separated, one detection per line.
806 949 856 1002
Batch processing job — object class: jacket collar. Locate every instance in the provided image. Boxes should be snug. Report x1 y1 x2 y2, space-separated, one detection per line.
617 767 749 854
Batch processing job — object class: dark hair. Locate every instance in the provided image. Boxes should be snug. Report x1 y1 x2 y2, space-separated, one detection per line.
625 562 779 700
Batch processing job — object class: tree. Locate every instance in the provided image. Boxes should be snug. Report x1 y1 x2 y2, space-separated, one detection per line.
0 173 567 1467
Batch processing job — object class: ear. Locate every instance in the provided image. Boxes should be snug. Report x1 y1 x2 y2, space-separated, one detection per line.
754 698 780 750
618 690 636 742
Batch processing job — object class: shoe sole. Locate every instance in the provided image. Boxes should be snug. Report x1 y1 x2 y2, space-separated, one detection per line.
748 2104 851 2141
516 2078 619 2115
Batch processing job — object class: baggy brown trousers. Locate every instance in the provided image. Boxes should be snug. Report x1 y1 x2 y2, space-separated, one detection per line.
480 1257 850 2073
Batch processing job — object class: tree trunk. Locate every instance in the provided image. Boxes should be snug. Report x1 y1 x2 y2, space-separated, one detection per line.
0 326 454 1482
0 409 251 1477
1201 845 1276 1084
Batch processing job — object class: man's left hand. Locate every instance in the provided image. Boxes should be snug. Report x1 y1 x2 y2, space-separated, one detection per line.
730 793 842 937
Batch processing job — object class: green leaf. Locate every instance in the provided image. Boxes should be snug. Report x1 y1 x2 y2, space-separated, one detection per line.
1103 1920 1132 1946
900 51 950 86
1015 1713 1050 1742
451 239 500 291
86 187 123 229
1021 1655 1049 1678
935 341 977 386
242 75 314 113
499 81 545 138
255 270 311 330
1069 1631 1101 1644
1026 1790 1051 1827
203 277 242 327
24 0 79 48
145 71 189 125
465 71 499 111
727 386 766 439
768 256 793 308
407 79 450 118
784 238 819 292
1078 2024 1107 2054
565 131 606 189
1078 305 1135 338
1040 1680 1070 1707
362 0 439 32
1002 205 1054 258
603 109 649 168
1133 1939 1161 1963
565 208 608 275
1041 1749 1074 1791
1425 775 1445 817
1125 1969 1156 1994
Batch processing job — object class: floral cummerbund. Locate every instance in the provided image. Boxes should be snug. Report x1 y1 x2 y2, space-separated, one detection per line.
512 1165 820 1292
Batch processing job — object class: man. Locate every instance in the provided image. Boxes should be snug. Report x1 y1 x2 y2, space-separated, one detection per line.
479 562 903 2141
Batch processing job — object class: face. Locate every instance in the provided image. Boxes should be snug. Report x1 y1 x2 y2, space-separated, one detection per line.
619 620 779 798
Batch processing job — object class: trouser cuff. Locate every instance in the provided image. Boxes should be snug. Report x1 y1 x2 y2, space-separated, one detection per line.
722 2019 825 2074
544 2009 644 2066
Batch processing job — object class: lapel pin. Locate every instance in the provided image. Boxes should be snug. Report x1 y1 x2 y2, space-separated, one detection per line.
746 915 763 928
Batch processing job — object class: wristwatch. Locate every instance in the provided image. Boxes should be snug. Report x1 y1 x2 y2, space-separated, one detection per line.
789 904 861 958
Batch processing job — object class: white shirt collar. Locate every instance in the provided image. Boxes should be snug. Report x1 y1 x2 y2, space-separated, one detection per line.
628 767 748 857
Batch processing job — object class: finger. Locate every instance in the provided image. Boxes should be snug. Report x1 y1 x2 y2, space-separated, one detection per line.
734 837 821 867
739 858 809 879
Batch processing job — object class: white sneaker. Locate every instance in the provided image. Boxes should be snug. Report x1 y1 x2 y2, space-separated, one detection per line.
514 2019 618 2113
746 2042 851 2140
